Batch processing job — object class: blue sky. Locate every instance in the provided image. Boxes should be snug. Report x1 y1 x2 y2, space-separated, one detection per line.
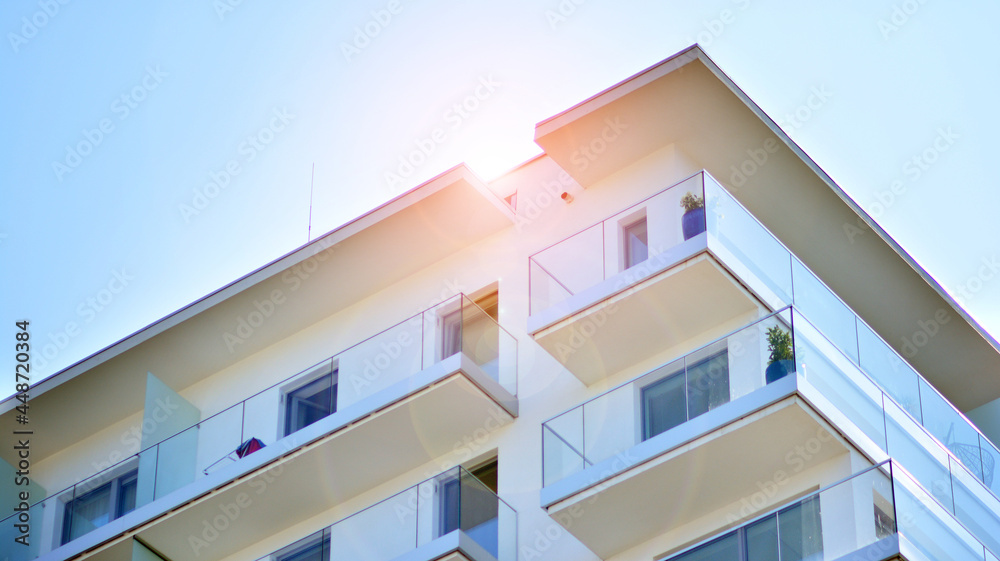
2 0 998 400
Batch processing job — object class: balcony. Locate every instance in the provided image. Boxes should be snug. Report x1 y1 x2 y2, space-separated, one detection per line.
659 461 999 561
251 466 516 561
528 170 793 384
2 295 517 561
540 306 1000 559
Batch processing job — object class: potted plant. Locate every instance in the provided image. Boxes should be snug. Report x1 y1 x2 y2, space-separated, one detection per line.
680 192 706 240
765 326 795 383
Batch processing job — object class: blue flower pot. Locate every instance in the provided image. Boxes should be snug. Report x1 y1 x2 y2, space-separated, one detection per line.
682 207 706 240
765 359 795 384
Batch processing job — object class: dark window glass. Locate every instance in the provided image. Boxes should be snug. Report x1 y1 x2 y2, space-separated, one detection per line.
745 514 779 561
642 369 687 440
284 372 337 437
62 467 139 545
674 532 740 561
276 532 329 561
778 496 824 561
63 482 112 544
115 470 138 518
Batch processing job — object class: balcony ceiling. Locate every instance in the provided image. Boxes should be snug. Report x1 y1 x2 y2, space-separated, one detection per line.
535 46 1000 412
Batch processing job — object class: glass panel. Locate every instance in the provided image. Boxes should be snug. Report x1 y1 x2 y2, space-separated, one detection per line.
980 434 1000 496
857 320 922 421
745 515 779 561
274 530 329 561
704 174 793 307
462 295 501 382
460 467 500 558
154 424 198 498
527 173 701 316
673 532 740 561
62 480 111 544
893 466 984 561
950 456 1000 555
327 488 419 561
918 378 984 480
641 367 686 441
496 495 517 561
542 406 585 485
664 463 895 561
197 404 246 477
778 496 823 561
583 382 638 467
686 345 730 420
884 399 954 511
530 223 605 310
791 258 858 363
542 423 585 486
794 313 887 451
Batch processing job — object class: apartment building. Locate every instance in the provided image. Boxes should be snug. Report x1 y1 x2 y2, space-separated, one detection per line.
4 45 1000 561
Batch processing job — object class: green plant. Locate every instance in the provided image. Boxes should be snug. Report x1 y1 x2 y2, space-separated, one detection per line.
680 192 704 213
766 326 794 364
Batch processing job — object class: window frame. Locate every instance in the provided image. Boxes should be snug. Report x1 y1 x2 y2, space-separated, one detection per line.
280 362 338 438
60 466 139 546
620 212 649 271
637 341 730 442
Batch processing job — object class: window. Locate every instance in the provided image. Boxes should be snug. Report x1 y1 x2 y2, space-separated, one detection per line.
623 217 648 269
284 370 338 437
437 460 500 557
642 350 729 441
667 496 823 561
274 531 329 561
61 469 137 545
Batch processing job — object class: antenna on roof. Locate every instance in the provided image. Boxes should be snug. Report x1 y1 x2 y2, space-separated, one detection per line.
308 162 315 242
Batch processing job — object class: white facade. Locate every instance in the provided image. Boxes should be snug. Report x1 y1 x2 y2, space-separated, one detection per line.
3 46 1000 561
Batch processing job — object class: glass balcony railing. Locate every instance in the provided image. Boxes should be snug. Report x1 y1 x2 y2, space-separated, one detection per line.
253 466 517 561
2 294 517 560
661 460 999 561
527 170 793 317
533 168 1000 520
542 305 1000 557
530 168 1000 508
